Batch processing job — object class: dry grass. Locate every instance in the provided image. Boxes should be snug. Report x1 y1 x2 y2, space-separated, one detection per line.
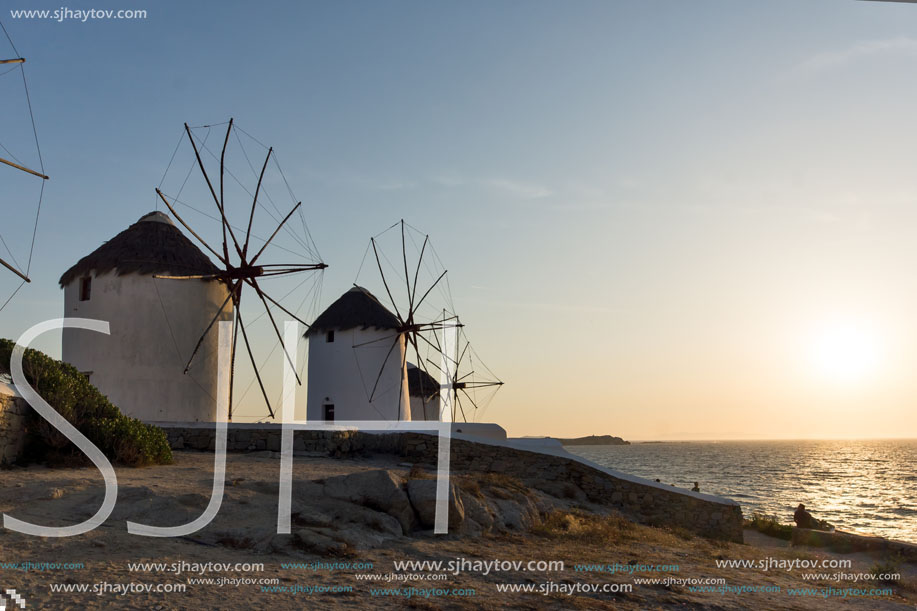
407 464 433 480
532 510 642 545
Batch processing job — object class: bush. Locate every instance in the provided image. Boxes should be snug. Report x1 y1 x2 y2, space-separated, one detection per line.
868 555 902 585
0 339 172 467
744 512 793 540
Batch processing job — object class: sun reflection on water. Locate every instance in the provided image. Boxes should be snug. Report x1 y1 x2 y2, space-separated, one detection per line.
569 439 917 542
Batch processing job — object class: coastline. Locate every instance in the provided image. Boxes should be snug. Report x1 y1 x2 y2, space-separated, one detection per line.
567 439 917 544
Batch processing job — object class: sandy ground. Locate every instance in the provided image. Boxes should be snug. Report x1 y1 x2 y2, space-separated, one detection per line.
1 451 915 610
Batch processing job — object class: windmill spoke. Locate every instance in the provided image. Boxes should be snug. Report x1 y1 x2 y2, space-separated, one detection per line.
185 121 244 260
237 305 275 419
460 387 481 414
250 279 302 385
249 201 303 265
369 335 401 403
182 280 238 374
401 221 412 315
414 313 461 328
165 193 308 260
0 58 25 65
244 278 311 328
0 255 28 282
185 122 231 260
257 265 326 277
408 340 426 422
243 147 272 258
371 237 403 321
259 263 326 268
228 308 240 422
352 332 400 349
460 381 505 389
425 357 447 378
413 269 448 314
427 317 445 354
218 121 246 259
218 119 232 261
410 235 428 312
456 340 470 371
397 337 408 418
459 386 484 418
0 156 48 180
156 188 228 266
467 342 502 383
411 335 438 420
416 330 456 367
454 389 468 423
153 273 224 281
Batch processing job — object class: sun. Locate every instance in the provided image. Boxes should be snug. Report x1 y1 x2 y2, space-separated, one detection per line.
807 320 881 383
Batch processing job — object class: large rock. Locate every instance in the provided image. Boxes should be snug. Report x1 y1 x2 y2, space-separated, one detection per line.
323 470 415 533
406 478 465 531
314 498 404 538
491 496 540 531
458 490 494 535
290 528 349 555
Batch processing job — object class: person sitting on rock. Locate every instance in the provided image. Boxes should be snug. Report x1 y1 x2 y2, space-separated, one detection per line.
691 482 700 492
794 503 833 531
794 503 815 528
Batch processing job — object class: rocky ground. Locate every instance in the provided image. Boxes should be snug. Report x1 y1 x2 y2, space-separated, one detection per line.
0 451 915 609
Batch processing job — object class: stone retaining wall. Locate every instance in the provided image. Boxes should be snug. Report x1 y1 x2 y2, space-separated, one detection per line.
160 426 744 542
792 528 917 562
402 434 744 542
0 393 29 465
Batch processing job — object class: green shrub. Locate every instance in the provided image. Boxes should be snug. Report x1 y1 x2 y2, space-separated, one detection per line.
745 512 794 540
868 554 902 585
0 339 172 467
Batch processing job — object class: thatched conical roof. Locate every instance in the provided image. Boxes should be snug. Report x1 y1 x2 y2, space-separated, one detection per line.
59 211 220 287
306 286 401 336
407 364 440 398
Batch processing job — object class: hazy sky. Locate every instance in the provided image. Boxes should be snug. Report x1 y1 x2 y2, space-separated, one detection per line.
3 0 917 440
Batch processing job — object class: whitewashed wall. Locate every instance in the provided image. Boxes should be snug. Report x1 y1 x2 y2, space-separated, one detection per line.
62 271 232 422
409 395 441 421
306 327 410 422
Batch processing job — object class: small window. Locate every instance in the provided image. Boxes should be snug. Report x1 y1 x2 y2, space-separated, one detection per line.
81 371 92 382
326 330 335 343
79 277 92 302
323 404 335 422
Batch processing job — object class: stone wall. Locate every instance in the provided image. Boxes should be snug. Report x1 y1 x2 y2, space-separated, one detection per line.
401 434 744 542
0 393 29 465
160 426 744 542
792 528 917 561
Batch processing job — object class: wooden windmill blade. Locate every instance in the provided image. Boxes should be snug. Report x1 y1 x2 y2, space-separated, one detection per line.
0 257 30 283
449 327 504 422
0 21 48 299
151 119 327 421
0 156 48 180
355 221 470 421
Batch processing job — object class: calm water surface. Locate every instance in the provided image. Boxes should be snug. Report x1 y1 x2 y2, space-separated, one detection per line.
567 440 917 542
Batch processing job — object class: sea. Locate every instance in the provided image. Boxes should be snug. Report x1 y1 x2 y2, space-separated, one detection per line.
566 439 917 543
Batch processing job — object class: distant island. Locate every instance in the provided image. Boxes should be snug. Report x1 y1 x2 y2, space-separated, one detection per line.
554 435 630 446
